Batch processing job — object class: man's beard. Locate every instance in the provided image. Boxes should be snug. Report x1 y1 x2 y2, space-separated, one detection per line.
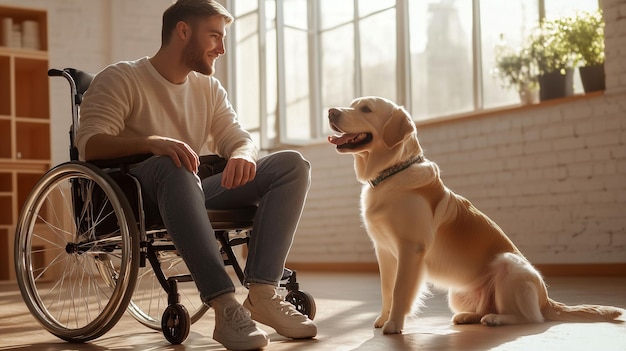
183 34 215 76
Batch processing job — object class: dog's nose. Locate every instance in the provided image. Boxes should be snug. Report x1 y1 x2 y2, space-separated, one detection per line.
328 108 341 119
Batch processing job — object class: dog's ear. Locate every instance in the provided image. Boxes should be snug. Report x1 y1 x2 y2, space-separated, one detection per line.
382 106 415 149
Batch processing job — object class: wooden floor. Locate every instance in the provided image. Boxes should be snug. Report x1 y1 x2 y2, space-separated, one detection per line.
1 272 625 351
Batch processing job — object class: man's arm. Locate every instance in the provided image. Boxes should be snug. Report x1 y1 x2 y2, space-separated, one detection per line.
85 134 199 173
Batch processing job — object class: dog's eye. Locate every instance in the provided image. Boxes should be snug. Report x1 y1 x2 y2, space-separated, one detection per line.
360 105 372 113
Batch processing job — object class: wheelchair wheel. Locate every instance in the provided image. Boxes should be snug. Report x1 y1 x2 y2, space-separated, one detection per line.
127 250 208 330
14 162 141 342
161 303 190 345
285 290 317 320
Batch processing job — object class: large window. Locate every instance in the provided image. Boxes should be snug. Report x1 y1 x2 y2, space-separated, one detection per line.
225 0 600 148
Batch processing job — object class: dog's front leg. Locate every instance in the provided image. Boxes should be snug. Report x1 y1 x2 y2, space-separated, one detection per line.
383 243 426 334
374 246 396 328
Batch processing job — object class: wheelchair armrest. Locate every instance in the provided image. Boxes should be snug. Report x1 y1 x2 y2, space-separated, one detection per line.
88 154 153 169
88 153 227 176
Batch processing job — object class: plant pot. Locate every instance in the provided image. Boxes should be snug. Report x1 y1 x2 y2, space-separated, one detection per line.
579 63 605 93
518 83 539 105
538 68 574 101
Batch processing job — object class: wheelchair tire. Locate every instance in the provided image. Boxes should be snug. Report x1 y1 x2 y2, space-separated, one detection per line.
161 303 190 345
127 253 209 330
14 162 141 342
285 290 317 320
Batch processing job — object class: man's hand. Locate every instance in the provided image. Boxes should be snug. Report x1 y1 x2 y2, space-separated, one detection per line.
221 157 256 189
147 136 199 173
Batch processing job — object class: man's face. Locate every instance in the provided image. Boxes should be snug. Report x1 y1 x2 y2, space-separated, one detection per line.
183 15 227 76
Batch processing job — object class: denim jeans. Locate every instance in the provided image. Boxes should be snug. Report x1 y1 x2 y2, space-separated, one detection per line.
129 150 311 304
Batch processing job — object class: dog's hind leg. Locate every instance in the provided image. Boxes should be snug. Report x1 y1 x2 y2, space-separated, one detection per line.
449 289 492 325
481 281 541 326
483 254 545 326
382 244 426 334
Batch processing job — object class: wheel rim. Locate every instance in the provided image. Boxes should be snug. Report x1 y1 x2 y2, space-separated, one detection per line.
14 163 140 342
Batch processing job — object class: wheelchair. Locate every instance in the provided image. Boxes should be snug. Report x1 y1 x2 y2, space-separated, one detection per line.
14 68 316 345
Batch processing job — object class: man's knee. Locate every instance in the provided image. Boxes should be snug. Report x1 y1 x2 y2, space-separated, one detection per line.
144 156 200 185
270 150 311 177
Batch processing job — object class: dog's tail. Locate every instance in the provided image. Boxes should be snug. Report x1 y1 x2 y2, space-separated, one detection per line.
542 298 623 322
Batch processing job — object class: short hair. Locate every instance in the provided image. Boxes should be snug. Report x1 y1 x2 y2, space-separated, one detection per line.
161 0 234 44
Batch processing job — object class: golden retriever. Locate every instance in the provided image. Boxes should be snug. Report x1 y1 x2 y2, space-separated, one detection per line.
327 96 623 334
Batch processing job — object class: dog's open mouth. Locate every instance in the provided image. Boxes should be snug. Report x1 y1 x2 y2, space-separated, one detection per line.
328 132 373 149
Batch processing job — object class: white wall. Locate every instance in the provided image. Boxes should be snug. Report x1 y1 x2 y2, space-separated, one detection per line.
292 0 626 265
2 0 624 267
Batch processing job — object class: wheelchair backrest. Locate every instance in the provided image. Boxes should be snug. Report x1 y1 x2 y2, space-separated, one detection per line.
48 68 94 160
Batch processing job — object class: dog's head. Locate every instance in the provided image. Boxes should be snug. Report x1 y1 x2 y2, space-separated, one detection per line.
327 96 422 183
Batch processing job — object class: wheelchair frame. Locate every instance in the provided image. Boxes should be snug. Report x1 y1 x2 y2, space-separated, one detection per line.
13 68 315 345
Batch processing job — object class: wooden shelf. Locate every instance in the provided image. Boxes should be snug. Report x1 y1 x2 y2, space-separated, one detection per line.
0 4 49 281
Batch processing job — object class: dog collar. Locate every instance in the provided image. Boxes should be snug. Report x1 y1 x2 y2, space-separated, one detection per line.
368 154 425 187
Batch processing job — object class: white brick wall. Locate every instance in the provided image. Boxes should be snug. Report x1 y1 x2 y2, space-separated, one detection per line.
291 0 626 265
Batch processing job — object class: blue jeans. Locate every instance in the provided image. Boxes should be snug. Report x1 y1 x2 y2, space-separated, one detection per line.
129 151 311 303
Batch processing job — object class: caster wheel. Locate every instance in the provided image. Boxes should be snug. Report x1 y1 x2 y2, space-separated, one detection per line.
161 303 190 344
285 290 316 320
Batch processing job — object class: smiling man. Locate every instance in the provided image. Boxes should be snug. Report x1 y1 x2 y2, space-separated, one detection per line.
76 1 316 349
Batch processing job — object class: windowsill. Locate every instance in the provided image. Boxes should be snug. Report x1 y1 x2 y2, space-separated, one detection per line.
414 90 605 128
277 90 606 150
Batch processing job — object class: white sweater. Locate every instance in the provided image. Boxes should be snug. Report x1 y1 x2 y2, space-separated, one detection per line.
76 57 257 162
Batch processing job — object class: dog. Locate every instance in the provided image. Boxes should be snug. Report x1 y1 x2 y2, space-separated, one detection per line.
327 96 623 334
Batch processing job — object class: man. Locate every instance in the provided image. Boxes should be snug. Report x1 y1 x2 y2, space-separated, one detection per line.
76 0 316 349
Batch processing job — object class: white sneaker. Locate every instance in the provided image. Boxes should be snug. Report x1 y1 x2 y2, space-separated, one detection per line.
243 290 317 339
213 304 269 350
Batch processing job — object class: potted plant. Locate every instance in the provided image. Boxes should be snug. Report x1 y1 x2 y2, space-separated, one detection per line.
528 19 575 101
561 9 605 92
494 42 539 104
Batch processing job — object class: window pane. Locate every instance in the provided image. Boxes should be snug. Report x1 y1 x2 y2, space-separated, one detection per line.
284 27 311 140
320 0 353 30
235 14 260 131
544 0 599 20
284 0 308 30
409 0 473 119
234 0 258 17
481 0 538 108
360 8 396 101
321 23 354 117
359 0 395 17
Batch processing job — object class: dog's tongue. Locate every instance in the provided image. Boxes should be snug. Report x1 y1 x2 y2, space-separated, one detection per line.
328 133 358 145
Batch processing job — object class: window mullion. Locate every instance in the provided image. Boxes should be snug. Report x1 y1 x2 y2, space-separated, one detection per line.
308 0 321 139
396 0 411 110
353 0 362 97
472 0 484 111
275 0 287 144
257 0 270 149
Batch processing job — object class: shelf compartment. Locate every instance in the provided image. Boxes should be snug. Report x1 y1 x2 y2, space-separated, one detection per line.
15 57 49 119
0 228 8 280
17 172 41 213
0 172 10 192
0 119 10 158
0 6 48 51
0 55 9 115
0 195 11 225
16 121 49 160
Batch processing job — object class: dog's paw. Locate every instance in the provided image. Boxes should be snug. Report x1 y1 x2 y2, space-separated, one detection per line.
452 312 482 325
382 320 403 334
374 315 387 328
480 314 502 327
